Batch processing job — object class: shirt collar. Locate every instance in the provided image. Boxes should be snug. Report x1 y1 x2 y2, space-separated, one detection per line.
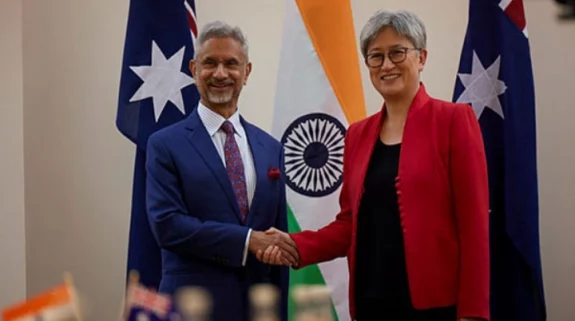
197 102 244 137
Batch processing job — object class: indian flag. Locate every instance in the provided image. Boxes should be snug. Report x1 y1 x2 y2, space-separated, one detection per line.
2 276 82 321
270 0 366 320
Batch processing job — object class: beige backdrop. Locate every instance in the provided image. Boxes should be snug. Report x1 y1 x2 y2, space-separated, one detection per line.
0 0 26 309
1 0 574 320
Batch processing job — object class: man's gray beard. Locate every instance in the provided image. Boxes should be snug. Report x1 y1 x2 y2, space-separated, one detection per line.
207 91 233 105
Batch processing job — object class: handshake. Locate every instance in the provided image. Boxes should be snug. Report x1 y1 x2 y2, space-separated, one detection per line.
248 228 300 267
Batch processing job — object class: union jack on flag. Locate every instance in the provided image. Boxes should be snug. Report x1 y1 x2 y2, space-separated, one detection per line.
124 281 173 321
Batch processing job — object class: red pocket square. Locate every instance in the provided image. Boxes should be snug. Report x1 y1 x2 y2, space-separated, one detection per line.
268 168 281 180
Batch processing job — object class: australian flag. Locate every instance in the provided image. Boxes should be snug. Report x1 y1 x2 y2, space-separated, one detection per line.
123 279 174 321
116 0 200 289
452 0 546 320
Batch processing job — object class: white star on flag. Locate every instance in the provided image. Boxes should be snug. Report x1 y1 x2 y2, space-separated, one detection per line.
129 41 194 122
456 50 507 119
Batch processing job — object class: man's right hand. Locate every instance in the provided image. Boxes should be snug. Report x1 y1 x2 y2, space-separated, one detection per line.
249 228 300 267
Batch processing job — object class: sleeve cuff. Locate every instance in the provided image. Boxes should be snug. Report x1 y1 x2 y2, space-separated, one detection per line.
242 228 252 266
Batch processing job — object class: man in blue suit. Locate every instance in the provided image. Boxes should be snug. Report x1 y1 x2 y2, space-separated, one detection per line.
145 20 298 321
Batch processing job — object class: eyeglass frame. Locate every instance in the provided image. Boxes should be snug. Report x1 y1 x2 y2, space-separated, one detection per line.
364 47 421 68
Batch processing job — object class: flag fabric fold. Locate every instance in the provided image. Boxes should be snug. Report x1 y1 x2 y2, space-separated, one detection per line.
116 0 200 289
271 1 366 320
452 0 546 320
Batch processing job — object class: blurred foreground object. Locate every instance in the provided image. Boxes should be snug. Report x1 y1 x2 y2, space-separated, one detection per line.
1 273 83 321
555 0 575 20
250 284 279 321
291 286 333 321
123 271 173 321
174 286 212 321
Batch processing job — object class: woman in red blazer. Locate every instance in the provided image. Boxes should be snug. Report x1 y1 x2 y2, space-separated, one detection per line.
259 9 489 321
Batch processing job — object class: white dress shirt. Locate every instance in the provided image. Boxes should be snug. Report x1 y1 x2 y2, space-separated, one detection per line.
197 103 255 266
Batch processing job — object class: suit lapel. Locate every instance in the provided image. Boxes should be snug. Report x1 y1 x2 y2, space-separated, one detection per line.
242 119 267 226
184 110 243 222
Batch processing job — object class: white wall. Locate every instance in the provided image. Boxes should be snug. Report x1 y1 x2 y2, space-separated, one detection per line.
0 0 26 309
1 0 573 320
526 2 575 319
22 0 132 319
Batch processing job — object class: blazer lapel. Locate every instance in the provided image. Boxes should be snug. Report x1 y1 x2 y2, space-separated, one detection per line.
242 119 267 226
184 110 243 222
352 111 382 209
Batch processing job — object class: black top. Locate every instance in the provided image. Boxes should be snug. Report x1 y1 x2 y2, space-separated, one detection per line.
354 140 456 321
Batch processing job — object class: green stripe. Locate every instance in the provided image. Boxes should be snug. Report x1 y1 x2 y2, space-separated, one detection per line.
287 204 340 321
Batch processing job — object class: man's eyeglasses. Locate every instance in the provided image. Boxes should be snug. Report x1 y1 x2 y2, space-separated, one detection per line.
365 47 420 68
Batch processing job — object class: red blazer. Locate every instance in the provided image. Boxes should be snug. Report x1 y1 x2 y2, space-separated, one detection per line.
291 84 490 320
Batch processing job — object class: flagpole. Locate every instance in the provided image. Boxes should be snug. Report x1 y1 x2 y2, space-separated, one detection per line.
117 270 140 321
63 272 84 321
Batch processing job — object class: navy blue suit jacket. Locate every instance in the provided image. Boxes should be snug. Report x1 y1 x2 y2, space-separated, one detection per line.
145 109 289 321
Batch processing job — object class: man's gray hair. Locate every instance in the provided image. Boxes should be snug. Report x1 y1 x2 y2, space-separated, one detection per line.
359 10 427 59
194 20 249 60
